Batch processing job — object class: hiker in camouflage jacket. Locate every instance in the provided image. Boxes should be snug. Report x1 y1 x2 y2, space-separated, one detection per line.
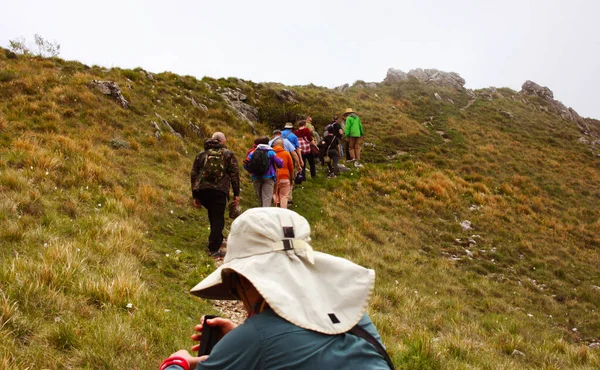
191 133 240 257
191 138 241 198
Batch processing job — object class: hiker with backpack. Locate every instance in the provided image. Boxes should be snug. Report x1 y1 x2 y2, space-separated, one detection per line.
160 208 394 370
343 108 364 168
271 138 294 208
322 125 341 178
294 120 316 179
281 122 303 170
244 136 283 207
190 132 240 257
269 129 301 171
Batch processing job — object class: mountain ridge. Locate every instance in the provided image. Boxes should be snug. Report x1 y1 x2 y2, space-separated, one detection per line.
1 47 599 369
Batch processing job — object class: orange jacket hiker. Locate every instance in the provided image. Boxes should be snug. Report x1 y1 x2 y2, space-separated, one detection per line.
273 146 294 181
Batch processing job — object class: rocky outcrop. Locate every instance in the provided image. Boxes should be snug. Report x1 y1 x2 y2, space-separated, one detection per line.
353 81 379 89
275 89 299 104
385 68 466 90
219 87 258 129
90 80 129 108
519 80 592 134
334 83 349 92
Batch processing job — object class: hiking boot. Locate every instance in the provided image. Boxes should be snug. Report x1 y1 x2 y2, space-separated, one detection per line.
209 250 226 258
354 161 364 168
327 173 337 178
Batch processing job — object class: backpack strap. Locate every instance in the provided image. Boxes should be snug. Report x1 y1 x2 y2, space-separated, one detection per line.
348 325 395 369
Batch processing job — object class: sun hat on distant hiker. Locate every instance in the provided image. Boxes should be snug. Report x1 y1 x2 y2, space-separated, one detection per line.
344 108 355 115
284 122 294 129
190 207 375 335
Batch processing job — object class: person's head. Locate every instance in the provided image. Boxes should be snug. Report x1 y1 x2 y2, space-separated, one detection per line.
327 125 335 135
254 136 269 145
306 116 312 123
343 108 355 117
298 120 306 128
272 129 282 137
333 115 339 122
190 208 375 335
272 138 284 148
284 122 294 130
212 132 226 144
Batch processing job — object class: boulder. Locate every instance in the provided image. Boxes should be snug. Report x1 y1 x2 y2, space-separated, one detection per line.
520 80 583 124
90 80 129 108
520 80 554 100
384 68 408 83
219 90 258 129
334 83 349 92
384 68 466 90
276 89 299 103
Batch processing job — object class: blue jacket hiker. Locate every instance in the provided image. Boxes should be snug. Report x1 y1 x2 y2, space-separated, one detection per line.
244 138 283 207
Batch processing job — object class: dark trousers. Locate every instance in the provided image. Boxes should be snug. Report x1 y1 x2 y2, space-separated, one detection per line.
327 151 340 175
301 153 316 178
195 189 227 252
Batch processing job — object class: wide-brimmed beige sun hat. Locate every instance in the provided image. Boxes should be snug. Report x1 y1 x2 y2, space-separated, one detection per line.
190 207 375 335
284 122 294 129
343 108 355 115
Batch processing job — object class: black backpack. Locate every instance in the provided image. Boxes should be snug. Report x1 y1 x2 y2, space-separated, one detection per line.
248 149 270 176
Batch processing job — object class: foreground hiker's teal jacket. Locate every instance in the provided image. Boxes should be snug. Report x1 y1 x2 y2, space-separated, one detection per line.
344 113 364 137
166 308 389 370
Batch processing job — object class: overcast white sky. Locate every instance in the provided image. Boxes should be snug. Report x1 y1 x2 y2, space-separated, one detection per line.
1 0 599 118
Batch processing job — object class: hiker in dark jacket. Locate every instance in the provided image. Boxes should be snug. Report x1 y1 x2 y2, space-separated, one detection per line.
191 132 240 257
323 126 341 178
244 136 283 207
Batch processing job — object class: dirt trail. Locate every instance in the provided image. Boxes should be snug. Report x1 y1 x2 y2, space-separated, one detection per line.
212 257 247 325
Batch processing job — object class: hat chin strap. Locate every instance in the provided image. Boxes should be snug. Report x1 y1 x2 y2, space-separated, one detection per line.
271 240 315 265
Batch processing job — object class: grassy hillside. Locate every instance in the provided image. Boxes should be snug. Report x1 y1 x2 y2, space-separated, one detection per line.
1 48 599 369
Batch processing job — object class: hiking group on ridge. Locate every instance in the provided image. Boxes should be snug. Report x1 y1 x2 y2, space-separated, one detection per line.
190 108 364 257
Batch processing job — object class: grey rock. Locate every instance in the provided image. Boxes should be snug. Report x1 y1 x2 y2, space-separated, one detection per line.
511 349 526 357
384 68 408 83
589 342 600 349
500 110 514 119
221 88 247 102
185 96 208 111
434 92 442 100
521 80 554 100
579 137 590 144
276 89 299 103
154 112 182 138
520 80 589 131
334 83 349 92
460 220 473 230
385 68 466 90
90 80 129 108
220 91 258 129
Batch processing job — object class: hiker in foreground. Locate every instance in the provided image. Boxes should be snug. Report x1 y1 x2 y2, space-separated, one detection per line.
244 136 283 207
271 138 294 208
190 132 240 257
344 108 364 167
160 207 394 370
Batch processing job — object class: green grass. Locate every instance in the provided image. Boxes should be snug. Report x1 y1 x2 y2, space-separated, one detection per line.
1 46 600 368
